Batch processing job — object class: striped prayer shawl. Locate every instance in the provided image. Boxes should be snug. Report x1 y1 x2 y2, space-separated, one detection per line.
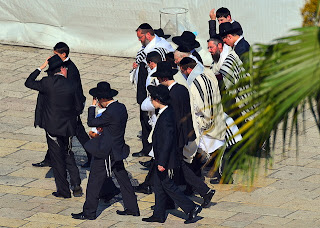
189 71 225 142
219 51 252 118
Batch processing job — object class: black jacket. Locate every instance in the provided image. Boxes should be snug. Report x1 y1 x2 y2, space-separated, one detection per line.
25 71 82 136
84 101 129 161
209 20 243 38
31 59 85 128
152 106 180 169
234 37 250 58
169 83 196 149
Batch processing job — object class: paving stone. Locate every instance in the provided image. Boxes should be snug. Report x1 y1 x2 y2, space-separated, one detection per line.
0 207 36 219
20 187 53 197
284 219 320 228
221 220 252 227
24 179 56 190
0 164 21 175
20 221 59 228
227 212 261 222
254 215 293 226
0 199 40 210
26 212 84 226
0 137 28 148
0 217 29 227
268 179 320 191
0 146 19 157
20 141 48 151
228 205 294 217
0 175 35 187
0 184 28 194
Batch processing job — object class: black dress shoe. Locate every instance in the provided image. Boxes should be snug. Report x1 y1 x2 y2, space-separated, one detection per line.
185 205 202 224
32 160 51 167
72 185 83 197
139 160 152 168
116 209 140 216
132 151 149 157
142 215 165 223
201 189 215 208
71 212 96 220
81 161 91 168
52 192 71 199
134 184 152 194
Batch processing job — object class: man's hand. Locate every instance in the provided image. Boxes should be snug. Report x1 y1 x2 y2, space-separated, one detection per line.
209 8 216 20
39 56 51 70
92 97 97 106
133 62 138 69
158 165 165 172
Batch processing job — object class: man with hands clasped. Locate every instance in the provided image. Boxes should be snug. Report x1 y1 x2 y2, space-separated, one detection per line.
72 82 139 220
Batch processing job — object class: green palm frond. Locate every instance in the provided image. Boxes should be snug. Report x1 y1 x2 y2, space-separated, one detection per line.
220 26 320 183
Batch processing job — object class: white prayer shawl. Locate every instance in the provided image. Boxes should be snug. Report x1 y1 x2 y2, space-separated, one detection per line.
186 63 226 151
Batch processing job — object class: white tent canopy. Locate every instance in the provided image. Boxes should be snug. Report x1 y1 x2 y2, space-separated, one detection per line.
0 0 304 65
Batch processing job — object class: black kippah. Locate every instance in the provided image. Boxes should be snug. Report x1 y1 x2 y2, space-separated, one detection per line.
138 23 153 30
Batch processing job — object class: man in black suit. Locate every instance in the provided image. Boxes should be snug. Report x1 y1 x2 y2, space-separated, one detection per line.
155 61 216 208
25 55 83 198
32 42 92 168
219 22 250 58
142 84 202 224
72 82 139 220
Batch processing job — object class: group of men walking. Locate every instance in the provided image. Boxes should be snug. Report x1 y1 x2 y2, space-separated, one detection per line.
25 7 250 224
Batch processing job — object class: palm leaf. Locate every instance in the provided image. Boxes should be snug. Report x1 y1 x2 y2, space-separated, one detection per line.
219 26 320 183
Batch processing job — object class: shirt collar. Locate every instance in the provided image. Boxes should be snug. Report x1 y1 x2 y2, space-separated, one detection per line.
168 81 177 90
63 57 70 62
106 100 117 108
234 36 243 47
158 105 168 115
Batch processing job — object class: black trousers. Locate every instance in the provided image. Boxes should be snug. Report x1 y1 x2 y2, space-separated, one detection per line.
153 167 195 220
83 158 139 218
143 159 155 186
46 132 81 197
44 116 91 162
139 108 152 154
181 160 210 197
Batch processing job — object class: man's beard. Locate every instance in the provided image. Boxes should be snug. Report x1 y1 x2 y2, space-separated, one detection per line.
211 50 221 63
143 39 150 47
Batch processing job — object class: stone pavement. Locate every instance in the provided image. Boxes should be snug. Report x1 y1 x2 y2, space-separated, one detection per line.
0 44 319 228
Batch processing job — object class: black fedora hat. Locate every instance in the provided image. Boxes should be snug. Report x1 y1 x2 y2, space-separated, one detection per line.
152 61 178 79
45 54 65 72
154 28 171 39
219 22 241 37
89 82 118 99
172 31 200 49
147 84 170 104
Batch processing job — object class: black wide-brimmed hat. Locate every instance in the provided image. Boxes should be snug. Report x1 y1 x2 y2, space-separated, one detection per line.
152 61 178 79
147 84 170 104
172 31 200 49
45 54 65 72
89 82 118 99
219 22 241 37
154 28 171 39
